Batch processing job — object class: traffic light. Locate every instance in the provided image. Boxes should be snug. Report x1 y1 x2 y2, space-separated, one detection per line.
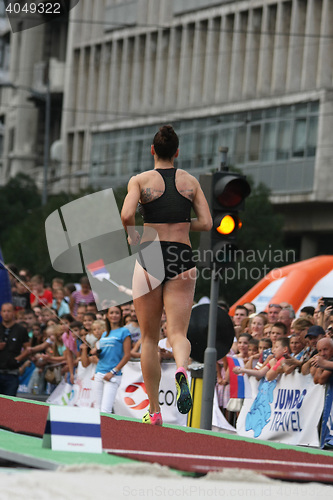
198 172 251 269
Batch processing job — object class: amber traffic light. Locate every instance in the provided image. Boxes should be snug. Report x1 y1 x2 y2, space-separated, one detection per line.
198 172 251 269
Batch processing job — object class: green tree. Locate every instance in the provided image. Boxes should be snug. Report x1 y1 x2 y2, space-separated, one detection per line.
1 179 132 284
1 175 91 282
0 173 41 237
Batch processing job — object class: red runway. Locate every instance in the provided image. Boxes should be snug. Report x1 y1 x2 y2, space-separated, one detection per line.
1 396 333 483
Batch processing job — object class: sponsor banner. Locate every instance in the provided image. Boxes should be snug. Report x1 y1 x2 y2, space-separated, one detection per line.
48 361 188 426
47 362 96 407
46 379 75 406
114 361 188 426
320 378 333 449
237 372 325 446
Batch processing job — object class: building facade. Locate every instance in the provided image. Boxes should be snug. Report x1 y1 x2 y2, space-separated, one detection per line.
0 7 68 193
0 2 11 172
3 0 333 259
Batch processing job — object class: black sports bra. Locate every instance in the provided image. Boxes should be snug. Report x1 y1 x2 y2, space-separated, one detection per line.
139 168 192 224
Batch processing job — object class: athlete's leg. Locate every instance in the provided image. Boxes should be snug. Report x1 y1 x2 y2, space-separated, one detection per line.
133 263 164 415
162 267 196 369
163 267 196 413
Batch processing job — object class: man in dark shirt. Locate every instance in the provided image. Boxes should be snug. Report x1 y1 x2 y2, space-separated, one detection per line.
11 276 31 312
0 302 30 396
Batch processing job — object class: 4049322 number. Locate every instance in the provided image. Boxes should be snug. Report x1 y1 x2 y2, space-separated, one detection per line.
5 2 61 15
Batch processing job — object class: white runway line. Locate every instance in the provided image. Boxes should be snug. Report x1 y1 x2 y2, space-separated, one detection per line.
105 448 333 470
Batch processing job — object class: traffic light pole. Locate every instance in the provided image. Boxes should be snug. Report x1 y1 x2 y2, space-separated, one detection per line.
200 263 219 430
200 147 228 430
198 147 250 430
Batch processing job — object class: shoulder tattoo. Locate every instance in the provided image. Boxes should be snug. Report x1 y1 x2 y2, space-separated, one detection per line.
179 188 195 201
140 188 163 203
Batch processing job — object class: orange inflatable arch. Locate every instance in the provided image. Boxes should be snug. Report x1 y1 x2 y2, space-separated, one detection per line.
229 255 333 316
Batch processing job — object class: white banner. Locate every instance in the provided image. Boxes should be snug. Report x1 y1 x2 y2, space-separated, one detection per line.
47 363 96 407
114 361 188 426
236 372 325 446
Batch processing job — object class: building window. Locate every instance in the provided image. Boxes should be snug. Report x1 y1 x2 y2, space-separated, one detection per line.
8 127 15 152
173 0 230 15
90 101 319 195
306 116 318 157
292 118 307 157
277 121 291 160
234 126 246 164
248 125 261 162
261 122 277 162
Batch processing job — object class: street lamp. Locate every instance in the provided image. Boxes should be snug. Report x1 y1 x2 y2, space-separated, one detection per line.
0 79 51 206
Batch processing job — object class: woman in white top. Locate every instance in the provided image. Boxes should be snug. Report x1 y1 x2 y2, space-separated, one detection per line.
91 306 131 413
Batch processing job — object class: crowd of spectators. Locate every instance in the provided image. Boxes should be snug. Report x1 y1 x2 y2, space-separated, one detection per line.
216 300 333 431
1 264 333 445
0 266 173 402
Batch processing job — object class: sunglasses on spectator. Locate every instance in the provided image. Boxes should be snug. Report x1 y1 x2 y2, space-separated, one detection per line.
268 304 282 309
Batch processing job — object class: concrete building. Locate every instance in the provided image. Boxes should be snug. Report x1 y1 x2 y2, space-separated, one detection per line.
3 0 333 259
0 2 11 170
0 7 68 195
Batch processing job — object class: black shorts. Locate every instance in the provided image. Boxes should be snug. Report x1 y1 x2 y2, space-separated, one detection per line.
137 241 195 284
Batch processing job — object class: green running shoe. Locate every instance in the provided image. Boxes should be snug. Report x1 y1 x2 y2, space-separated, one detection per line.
175 367 192 414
